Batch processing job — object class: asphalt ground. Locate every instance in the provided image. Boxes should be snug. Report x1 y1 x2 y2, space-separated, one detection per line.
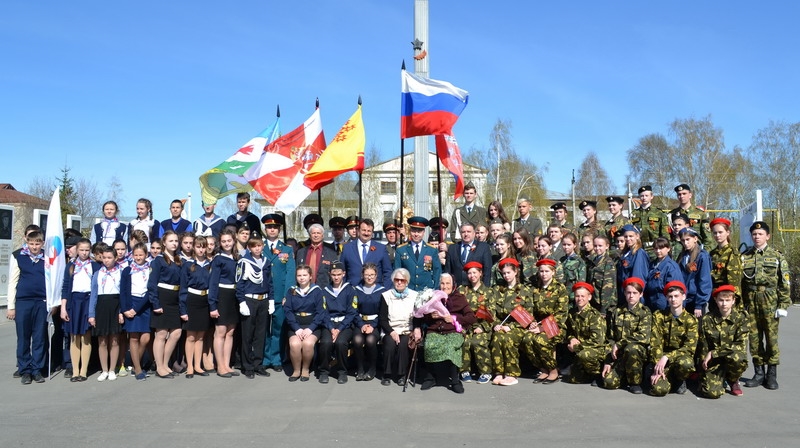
2 307 800 447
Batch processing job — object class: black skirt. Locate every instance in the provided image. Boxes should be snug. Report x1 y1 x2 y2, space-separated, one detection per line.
93 294 122 336
184 292 211 331
215 288 239 326
150 288 181 330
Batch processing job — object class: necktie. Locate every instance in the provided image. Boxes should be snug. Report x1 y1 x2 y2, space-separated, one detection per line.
467 206 472 214
461 244 469 264
414 244 420 260
362 243 368 263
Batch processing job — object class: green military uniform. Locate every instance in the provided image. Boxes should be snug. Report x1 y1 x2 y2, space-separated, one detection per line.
604 214 630 242
670 238 683 261
564 304 607 384
459 283 493 377
698 308 749 399
517 253 538 287
577 220 603 240
602 302 652 390
522 281 569 372
709 243 744 310
649 309 698 396
741 244 790 367
670 204 713 249
631 205 670 260
557 254 586 306
489 283 534 377
553 219 575 233
588 253 617 316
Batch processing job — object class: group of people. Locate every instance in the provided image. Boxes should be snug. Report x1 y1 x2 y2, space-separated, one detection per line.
5 183 791 398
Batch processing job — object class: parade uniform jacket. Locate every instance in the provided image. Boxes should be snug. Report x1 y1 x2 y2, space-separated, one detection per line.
179 260 211 316
566 305 607 354
296 243 338 289
698 309 749 361
678 250 712 312
235 253 273 303
741 245 791 313
340 239 393 289
323 283 357 331
451 204 488 241
146 255 183 310
649 309 698 364
643 256 682 311
588 253 617 315
489 283 535 330
709 244 743 297
284 285 327 332
631 205 669 249
445 240 493 286
158 218 193 238
416 290 475 335
208 253 237 310
458 283 493 333
353 284 386 329
670 204 713 248
120 262 150 314
264 240 296 301
394 241 442 291
192 214 226 238
608 302 652 353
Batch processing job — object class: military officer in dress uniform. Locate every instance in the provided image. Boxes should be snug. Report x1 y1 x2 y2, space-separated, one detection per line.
631 185 670 260
394 217 442 291
550 202 575 232
604 196 630 241
512 197 543 236
260 214 296 371
383 220 401 264
428 217 451 268
329 216 348 256
670 184 713 248
577 200 603 239
345 215 360 242
450 181 488 242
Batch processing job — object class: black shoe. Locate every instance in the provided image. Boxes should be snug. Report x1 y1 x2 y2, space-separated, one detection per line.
155 372 174 379
70 376 80 383
217 372 232 378
21 374 32 385
272 364 283 372
64 368 73 379
229 371 240 377
420 379 434 390
195 371 209 377
397 377 407 387
288 376 300 382
629 385 643 394
381 378 392 386
356 373 364 381
185 374 194 379
363 374 374 382
765 365 779 390
77 376 87 382
300 376 310 382
13 370 21 378
590 379 599 387
319 373 329 384
255 367 271 377
451 381 465 394
675 380 688 395
245 371 255 379
33 373 45 383
338 375 348 384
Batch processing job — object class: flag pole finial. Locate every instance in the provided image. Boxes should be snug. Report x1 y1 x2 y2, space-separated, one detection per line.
357 95 362 106
276 104 280 118
401 60 406 71
316 97 320 109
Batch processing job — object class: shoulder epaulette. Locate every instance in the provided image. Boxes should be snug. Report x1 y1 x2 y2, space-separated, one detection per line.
397 242 409 248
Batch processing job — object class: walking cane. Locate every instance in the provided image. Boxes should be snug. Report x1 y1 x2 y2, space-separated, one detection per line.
403 343 419 393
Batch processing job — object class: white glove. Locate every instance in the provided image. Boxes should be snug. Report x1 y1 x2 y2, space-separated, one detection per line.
268 300 275 315
239 302 251 316
775 309 788 319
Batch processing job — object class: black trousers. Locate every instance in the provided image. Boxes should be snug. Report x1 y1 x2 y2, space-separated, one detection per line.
240 298 270 372
382 333 411 379
353 331 379 376
318 327 352 376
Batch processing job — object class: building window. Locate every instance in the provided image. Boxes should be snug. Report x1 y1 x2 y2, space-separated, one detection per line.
381 181 396 195
383 210 394 223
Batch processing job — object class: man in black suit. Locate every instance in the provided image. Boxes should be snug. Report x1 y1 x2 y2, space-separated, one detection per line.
446 222 492 286
295 223 338 289
339 219 393 288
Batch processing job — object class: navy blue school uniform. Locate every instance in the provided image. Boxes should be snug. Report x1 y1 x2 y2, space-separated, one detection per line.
284 285 328 333
617 247 650 302
147 254 184 329
128 218 160 246
352 283 386 378
8 248 48 377
193 215 226 238
236 252 273 374
91 219 127 246
643 256 682 311
339 239 393 288
394 241 442 291
88 265 123 336
320 282 357 377
679 249 713 314
180 259 212 331
263 239 296 368
61 259 101 335
208 253 239 326
120 261 152 333
157 218 193 238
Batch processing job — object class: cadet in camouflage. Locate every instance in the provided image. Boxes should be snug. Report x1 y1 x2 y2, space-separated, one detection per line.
649 281 698 396
699 285 749 398
564 282 607 385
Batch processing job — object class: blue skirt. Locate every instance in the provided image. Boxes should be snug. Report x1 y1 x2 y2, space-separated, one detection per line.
66 292 91 335
124 295 152 333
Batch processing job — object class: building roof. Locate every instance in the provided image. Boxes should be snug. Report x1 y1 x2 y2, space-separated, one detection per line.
0 184 48 207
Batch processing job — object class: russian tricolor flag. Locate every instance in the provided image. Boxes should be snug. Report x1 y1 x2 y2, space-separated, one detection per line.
401 70 469 139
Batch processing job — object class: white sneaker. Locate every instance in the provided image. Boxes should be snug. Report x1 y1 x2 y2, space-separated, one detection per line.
97 371 109 382
108 371 117 381
117 366 128 377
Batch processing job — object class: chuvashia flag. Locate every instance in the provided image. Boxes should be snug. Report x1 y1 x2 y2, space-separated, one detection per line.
401 70 468 139
304 105 365 191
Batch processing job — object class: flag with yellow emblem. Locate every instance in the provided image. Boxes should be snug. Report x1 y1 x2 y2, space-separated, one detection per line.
304 104 365 191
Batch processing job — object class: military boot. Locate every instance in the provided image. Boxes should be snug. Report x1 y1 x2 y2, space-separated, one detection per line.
764 365 779 390
744 364 765 388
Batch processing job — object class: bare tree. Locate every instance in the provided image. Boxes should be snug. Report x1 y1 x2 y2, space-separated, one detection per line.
106 175 125 208
749 120 800 228
72 178 103 223
25 177 55 201
575 151 616 202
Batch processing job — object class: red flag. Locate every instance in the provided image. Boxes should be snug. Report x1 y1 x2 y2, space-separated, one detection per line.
510 305 534 328
475 305 494 323
434 133 465 200
540 315 560 339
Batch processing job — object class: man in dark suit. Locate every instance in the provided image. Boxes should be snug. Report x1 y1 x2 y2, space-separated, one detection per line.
394 217 442 291
446 222 492 286
340 218 393 288
296 223 338 289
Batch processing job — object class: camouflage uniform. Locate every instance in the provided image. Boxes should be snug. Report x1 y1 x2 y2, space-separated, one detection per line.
741 245 791 366
588 253 617 317
670 204 713 249
459 283 493 376
489 283 534 377
604 214 630 242
709 243 743 311
698 308 749 399
649 309 698 396
557 253 586 306
564 304 607 384
517 254 538 287
553 219 575 234
631 205 670 260
602 302 652 389
577 220 604 240
522 281 569 371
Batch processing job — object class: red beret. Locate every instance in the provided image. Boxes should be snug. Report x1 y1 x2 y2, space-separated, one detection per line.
463 261 483 272
713 284 736 297
623 277 644 289
498 258 520 269
536 258 557 268
572 281 594 295
663 280 686 295
710 218 731 228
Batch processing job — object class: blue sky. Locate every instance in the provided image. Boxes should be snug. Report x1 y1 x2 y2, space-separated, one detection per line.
2 1 798 221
